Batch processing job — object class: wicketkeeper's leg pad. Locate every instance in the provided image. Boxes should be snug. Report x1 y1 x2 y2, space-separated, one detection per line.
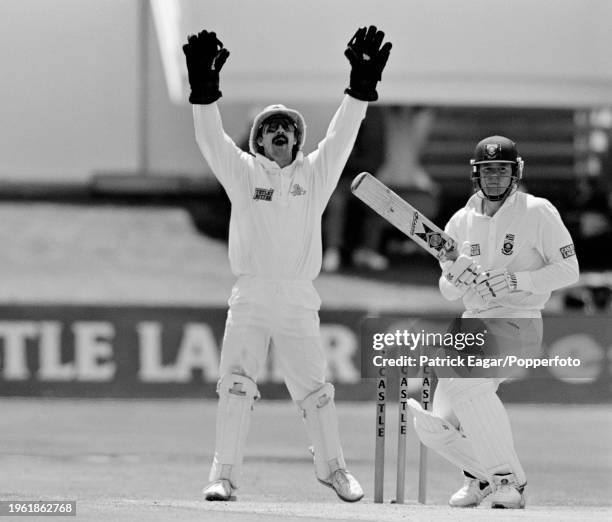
209 373 260 488
298 383 346 481
447 379 526 485
407 398 488 481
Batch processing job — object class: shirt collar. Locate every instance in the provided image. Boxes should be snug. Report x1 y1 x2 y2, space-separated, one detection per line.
466 190 519 213
254 151 304 172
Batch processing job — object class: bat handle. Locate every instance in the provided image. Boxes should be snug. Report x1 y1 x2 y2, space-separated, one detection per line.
439 240 459 262
442 250 458 262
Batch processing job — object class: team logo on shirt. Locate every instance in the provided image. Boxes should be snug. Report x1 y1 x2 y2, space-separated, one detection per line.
471 244 481 256
290 183 306 196
560 243 576 259
501 233 515 255
253 187 274 201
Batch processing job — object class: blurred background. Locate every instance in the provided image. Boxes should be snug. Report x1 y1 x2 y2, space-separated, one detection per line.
0 0 610 400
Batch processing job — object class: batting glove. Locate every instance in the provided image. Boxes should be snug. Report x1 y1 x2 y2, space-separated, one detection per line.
474 268 518 303
344 26 392 101
183 29 230 104
443 254 482 291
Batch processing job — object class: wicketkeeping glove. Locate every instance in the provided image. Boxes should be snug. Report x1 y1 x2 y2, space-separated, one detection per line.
344 25 392 101
182 30 230 104
474 268 518 303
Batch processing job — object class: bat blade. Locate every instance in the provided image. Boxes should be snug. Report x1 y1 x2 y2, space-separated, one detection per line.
351 172 457 261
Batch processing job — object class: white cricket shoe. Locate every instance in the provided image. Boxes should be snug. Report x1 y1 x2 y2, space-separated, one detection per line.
322 248 341 272
318 469 364 502
352 248 389 271
489 473 526 509
203 479 234 501
449 476 492 507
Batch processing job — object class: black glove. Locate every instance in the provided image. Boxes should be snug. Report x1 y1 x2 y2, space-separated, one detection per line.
344 26 392 102
182 30 230 104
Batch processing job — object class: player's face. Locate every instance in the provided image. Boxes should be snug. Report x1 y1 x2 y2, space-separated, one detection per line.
480 163 513 197
257 116 298 166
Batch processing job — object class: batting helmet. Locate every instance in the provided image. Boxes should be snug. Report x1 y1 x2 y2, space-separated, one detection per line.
470 135 524 201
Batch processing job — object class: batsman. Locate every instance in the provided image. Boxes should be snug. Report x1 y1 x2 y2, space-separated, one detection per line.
407 136 579 508
183 27 391 501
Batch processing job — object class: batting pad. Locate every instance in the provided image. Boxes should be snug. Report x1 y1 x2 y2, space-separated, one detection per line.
298 383 346 481
448 381 526 484
209 373 260 488
407 398 488 481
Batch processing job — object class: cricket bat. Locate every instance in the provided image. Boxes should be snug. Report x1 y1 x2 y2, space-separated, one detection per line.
351 172 458 261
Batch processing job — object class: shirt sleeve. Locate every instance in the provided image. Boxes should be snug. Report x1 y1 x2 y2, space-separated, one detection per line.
192 103 250 200
438 213 467 301
514 199 579 293
308 95 368 208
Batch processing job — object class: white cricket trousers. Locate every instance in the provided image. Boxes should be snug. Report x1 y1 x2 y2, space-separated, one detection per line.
219 276 327 401
433 316 543 425
431 316 543 485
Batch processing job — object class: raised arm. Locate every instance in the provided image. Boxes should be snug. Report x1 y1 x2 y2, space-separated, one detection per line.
310 26 392 204
183 30 248 197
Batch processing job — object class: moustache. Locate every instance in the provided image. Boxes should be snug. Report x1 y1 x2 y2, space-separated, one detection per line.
272 134 288 145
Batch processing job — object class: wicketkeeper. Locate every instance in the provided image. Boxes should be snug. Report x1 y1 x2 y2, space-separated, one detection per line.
183 26 391 502
407 136 579 508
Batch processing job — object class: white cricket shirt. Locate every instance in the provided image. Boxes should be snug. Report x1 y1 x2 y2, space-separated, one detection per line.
193 95 367 281
439 190 579 316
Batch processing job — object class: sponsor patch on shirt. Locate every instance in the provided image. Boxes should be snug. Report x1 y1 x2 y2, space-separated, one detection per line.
470 244 481 256
560 243 576 259
253 187 274 201
290 183 306 196
501 233 515 255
